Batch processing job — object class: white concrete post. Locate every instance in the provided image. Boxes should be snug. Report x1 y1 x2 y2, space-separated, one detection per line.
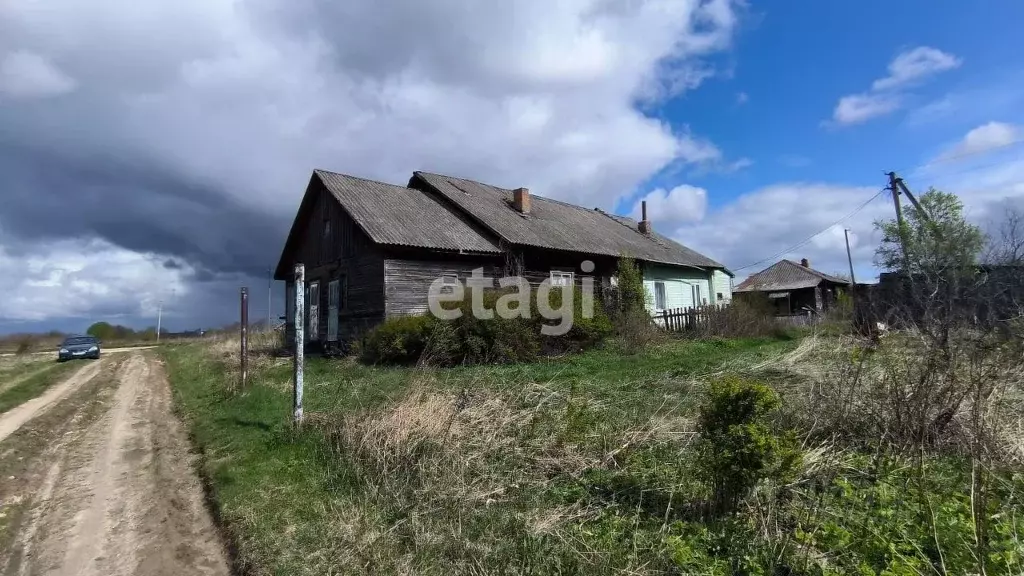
293 264 304 426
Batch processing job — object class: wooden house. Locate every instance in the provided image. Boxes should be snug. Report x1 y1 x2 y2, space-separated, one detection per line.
734 259 850 316
273 169 733 348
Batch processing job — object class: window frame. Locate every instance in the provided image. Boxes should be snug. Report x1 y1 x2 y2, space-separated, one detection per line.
327 279 340 342
440 273 458 295
307 280 320 342
550 270 574 287
654 281 667 310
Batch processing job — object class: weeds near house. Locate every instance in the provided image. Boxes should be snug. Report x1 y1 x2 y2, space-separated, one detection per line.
165 302 1024 575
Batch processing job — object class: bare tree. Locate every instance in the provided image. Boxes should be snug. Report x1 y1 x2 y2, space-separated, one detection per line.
984 205 1024 266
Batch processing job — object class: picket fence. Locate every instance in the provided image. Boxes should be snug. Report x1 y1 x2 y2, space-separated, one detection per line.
653 303 730 332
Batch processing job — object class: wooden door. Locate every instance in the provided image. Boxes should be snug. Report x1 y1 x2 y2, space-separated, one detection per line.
327 279 339 342
308 281 319 341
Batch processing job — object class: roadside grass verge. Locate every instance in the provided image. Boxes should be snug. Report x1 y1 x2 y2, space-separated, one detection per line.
0 361 81 414
164 333 1024 575
163 337 796 575
0 356 53 385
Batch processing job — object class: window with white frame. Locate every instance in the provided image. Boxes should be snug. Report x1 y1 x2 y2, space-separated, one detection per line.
440 274 458 294
654 281 667 310
550 270 573 287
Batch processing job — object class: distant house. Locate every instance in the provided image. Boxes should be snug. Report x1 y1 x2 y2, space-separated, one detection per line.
734 259 850 316
273 169 732 347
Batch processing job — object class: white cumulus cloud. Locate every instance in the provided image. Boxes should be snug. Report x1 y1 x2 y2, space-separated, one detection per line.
831 93 901 126
828 46 960 127
871 47 962 91
630 184 708 225
936 122 1020 163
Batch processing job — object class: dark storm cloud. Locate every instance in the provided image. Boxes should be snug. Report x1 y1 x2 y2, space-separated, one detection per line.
0 139 291 278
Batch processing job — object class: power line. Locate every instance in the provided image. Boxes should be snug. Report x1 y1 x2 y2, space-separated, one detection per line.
730 187 887 273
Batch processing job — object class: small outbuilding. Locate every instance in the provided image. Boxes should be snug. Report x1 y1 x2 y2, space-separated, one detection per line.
734 258 850 316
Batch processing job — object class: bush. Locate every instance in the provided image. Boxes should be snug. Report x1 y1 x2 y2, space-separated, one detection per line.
362 285 612 366
697 375 800 514
15 337 33 355
534 285 614 353
687 298 781 340
611 255 662 353
362 314 438 365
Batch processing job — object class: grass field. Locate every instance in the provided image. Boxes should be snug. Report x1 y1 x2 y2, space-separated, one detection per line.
0 360 80 414
163 333 1024 576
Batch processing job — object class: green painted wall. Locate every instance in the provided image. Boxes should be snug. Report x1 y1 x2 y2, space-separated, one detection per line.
643 264 719 312
712 270 733 303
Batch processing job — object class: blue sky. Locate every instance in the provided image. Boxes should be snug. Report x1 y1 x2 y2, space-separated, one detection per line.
625 0 1024 279
1 0 1023 333
646 0 1023 194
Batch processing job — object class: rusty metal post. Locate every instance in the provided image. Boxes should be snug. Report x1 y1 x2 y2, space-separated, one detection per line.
240 287 248 390
293 264 305 426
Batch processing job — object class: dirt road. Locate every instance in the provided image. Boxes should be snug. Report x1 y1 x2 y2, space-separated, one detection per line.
0 352 229 576
0 346 158 359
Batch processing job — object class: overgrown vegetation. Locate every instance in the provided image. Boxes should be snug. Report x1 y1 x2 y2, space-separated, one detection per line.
611 254 665 353
165 316 1024 576
362 285 613 366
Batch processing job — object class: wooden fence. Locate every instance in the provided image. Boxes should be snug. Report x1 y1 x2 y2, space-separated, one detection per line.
653 304 730 332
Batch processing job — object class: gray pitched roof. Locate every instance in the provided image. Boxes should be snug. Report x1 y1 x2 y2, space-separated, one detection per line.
412 171 726 270
734 260 850 292
315 170 500 253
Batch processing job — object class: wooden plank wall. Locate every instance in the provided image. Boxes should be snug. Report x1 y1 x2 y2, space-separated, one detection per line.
383 257 621 317
283 181 386 345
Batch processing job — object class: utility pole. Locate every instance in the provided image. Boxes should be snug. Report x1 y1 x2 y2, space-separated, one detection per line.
887 171 910 269
844 228 857 285
267 267 273 331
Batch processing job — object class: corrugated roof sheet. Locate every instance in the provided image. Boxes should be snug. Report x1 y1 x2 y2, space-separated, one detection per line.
315 169 500 253
412 171 726 269
734 260 850 292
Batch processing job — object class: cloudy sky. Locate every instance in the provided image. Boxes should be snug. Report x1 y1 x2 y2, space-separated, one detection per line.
1 0 1022 333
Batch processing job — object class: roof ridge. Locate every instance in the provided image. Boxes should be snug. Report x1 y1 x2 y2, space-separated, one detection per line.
417 171 587 210
415 170 514 192
315 168 408 191
781 259 840 282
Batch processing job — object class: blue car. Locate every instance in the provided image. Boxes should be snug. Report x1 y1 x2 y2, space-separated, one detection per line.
58 335 101 362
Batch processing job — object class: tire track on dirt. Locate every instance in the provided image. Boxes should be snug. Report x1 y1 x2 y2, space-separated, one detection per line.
0 360 106 444
8 352 229 576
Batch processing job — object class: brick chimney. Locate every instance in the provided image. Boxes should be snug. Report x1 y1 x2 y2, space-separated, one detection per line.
800 258 810 268
638 200 652 234
513 187 530 214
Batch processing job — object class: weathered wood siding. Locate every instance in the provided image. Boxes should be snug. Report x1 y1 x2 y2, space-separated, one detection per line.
382 249 618 317
384 258 501 316
281 180 385 346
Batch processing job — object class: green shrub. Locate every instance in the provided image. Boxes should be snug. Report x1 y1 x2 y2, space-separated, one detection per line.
610 255 662 353
614 255 648 315
533 285 614 353
697 375 800 514
362 285 611 366
361 314 438 364
448 290 540 364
